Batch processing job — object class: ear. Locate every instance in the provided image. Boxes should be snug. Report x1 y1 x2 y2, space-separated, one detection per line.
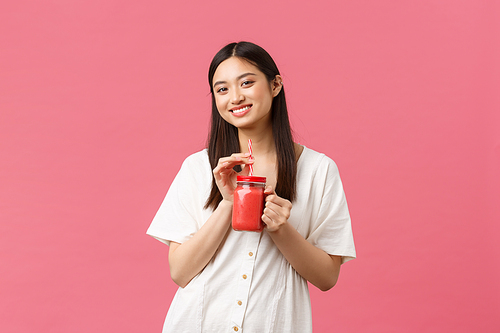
271 75 283 97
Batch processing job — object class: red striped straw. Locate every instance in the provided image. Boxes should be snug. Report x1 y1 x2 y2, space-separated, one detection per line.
248 139 253 176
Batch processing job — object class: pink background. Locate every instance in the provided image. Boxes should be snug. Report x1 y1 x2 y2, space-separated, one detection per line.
1 0 499 332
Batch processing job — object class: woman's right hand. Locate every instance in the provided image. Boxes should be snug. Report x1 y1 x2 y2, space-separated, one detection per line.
212 153 254 202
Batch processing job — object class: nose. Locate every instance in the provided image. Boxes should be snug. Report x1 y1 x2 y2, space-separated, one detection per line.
230 88 244 104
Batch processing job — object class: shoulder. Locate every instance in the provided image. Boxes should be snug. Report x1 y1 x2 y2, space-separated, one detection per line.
179 149 210 172
297 146 344 196
173 149 212 185
298 146 339 175
182 149 209 165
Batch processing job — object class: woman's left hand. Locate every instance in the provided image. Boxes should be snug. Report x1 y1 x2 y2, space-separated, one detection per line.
262 186 293 232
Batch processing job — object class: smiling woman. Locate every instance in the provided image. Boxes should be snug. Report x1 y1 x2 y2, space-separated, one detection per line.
147 41 356 332
213 59 280 128
206 42 295 208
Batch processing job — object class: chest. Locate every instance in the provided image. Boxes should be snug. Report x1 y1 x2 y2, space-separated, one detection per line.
250 162 277 189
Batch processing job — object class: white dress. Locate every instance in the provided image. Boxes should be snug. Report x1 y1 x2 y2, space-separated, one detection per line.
147 146 356 333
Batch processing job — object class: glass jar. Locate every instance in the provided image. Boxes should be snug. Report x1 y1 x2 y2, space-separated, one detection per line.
232 176 266 232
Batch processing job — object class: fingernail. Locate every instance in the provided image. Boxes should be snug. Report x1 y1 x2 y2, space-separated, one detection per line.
244 153 251 157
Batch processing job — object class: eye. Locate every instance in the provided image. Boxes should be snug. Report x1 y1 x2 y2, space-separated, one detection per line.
242 80 254 87
216 87 228 93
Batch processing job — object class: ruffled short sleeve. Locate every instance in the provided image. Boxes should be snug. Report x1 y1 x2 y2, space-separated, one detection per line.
146 151 212 246
305 155 356 264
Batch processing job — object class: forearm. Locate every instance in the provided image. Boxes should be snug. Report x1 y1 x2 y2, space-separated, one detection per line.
168 200 233 287
267 222 341 291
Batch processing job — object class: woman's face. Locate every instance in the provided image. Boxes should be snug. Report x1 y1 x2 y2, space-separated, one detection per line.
212 57 282 130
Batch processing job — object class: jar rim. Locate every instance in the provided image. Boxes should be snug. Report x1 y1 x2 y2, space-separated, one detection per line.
236 176 266 183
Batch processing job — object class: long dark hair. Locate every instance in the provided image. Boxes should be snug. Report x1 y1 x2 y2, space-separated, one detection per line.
205 41 296 210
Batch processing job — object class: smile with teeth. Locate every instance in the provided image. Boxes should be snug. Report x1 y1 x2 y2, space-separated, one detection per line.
231 105 251 114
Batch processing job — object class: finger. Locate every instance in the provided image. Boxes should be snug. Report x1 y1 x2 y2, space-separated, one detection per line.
264 186 292 209
263 205 281 221
261 213 274 226
239 163 250 176
265 201 291 220
264 201 282 214
261 213 280 232
214 157 243 174
224 152 252 162
264 185 274 195
218 155 254 170
213 164 236 186
265 193 292 210
213 165 223 181
213 162 230 178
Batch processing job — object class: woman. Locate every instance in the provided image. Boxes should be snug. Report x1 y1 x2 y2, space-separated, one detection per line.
147 41 356 332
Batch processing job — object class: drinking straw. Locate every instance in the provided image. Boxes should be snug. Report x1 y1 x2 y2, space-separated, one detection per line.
248 139 253 176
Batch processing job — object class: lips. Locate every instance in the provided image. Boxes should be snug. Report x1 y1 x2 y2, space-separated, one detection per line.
230 104 252 117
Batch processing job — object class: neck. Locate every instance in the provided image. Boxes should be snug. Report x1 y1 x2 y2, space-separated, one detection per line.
238 126 275 157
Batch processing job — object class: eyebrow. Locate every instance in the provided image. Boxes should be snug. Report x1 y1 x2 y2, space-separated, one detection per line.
213 72 257 88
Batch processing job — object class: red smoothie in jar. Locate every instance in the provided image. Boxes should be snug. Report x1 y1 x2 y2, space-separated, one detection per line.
232 176 266 232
